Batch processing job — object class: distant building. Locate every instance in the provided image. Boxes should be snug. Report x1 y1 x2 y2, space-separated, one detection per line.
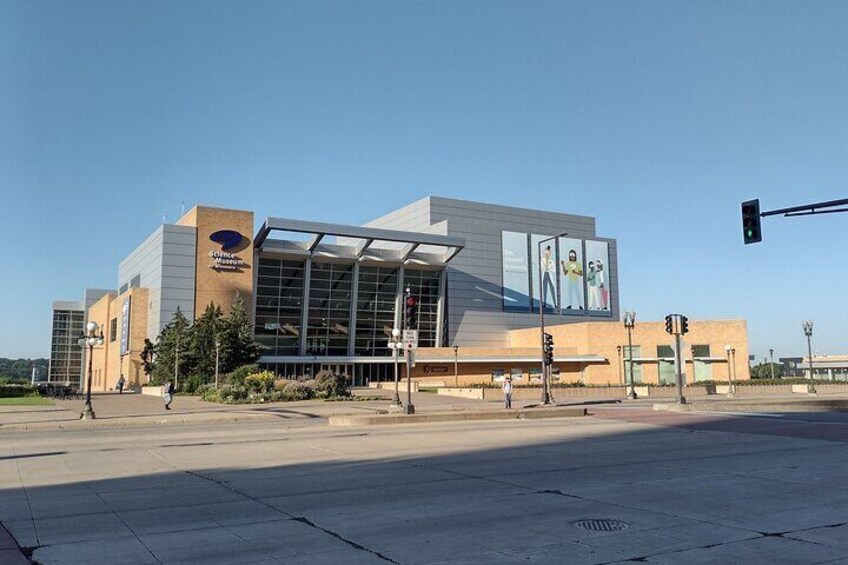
779 357 805 378
47 301 85 386
800 355 848 381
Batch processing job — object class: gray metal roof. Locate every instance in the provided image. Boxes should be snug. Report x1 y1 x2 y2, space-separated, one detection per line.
254 217 465 264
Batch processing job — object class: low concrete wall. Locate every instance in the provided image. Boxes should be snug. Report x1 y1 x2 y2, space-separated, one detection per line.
141 385 164 397
368 381 420 393
437 388 484 400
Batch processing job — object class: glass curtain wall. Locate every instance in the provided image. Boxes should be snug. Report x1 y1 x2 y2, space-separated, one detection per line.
255 257 305 356
307 262 353 355
355 266 398 356
403 269 440 347
49 310 84 385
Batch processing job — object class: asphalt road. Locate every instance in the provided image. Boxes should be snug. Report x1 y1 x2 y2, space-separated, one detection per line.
3 408 848 564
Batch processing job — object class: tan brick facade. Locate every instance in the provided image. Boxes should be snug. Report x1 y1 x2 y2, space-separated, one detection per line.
177 206 254 319
83 288 149 392
412 319 750 387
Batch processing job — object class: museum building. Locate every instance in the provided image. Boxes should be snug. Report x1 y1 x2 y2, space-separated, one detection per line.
50 197 750 391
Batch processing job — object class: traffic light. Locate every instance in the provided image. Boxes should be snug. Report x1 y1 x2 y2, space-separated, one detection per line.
664 315 673 334
404 294 417 329
741 199 762 244
543 332 554 365
680 315 689 335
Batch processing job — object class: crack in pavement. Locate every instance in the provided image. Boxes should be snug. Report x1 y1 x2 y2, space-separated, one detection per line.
291 516 398 563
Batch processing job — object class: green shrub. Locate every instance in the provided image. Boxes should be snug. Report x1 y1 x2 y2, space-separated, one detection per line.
244 371 276 393
225 364 260 387
280 381 313 401
0 384 38 398
311 370 351 398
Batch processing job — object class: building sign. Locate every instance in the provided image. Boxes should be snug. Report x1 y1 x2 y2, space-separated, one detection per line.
120 296 131 356
208 229 250 272
423 364 450 375
208 250 248 272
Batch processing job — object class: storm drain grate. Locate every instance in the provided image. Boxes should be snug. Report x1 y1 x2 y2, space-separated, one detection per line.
573 519 630 532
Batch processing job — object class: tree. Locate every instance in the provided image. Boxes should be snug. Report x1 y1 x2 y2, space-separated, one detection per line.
151 308 192 386
140 339 157 380
219 292 261 372
750 362 784 379
189 302 224 379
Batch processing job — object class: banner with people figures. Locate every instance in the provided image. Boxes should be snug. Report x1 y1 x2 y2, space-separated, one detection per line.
500 231 612 317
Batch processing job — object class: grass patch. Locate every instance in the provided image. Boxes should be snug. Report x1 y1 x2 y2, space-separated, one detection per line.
418 387 440 393
0 396 54 406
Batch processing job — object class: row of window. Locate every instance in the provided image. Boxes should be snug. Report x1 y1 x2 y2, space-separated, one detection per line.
255 259 442 356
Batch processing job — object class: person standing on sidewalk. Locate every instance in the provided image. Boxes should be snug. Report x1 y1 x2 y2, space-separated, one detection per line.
117 375 126 394
164 380 174 410
502 376 514 409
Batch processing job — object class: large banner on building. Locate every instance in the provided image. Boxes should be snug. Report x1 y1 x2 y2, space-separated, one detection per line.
584 240 610 313
558 236 584 313
501 231 531 311
120 296 131 355
501 231 612 317
530 234 557 311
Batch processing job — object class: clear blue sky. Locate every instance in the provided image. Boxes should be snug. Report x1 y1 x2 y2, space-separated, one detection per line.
2 0 847 361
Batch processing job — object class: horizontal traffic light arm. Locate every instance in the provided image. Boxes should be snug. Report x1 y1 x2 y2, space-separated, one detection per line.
760 197 848 218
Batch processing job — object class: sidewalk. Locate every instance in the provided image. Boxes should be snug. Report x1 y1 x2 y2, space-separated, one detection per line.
0 388 508 433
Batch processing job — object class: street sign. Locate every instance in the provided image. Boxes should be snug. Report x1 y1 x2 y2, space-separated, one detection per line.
403 330 419 350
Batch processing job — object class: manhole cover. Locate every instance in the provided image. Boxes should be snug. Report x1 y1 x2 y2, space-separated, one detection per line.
573 519 630 532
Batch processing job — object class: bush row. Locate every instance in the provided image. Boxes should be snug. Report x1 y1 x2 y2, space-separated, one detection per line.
0 384 39 398
201 370 351 404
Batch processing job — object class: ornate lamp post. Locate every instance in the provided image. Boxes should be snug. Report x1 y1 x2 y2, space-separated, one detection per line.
724 344 736 396
453 345 459 388
802 321 816 394
769 348 775 380
386 328 404 411
616 345 623 385
77 321 105 420
623 311 637 399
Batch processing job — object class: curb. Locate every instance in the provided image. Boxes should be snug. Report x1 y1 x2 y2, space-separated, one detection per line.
0 412 285 433
328 406 587 426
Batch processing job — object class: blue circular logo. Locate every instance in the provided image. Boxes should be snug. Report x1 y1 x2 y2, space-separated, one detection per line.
210 230 244 251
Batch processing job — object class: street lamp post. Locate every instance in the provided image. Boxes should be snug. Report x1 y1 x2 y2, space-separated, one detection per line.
537 232 567 406
724 344 736 396
616 345 623 385
77 321 105 420
623 311 637 399
802 320 816 394
769 348 775 380
453 345 459 388
386 328 403 411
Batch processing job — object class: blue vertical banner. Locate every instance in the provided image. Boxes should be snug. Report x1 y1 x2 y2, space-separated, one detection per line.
501 231 531 311
120 296 131 355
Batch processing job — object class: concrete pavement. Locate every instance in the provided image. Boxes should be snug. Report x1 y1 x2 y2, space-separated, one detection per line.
3 406 848 563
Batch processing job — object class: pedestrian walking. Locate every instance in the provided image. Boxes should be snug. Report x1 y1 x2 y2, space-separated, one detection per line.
117 375 126 394
502 376 513 409
164 380 175 410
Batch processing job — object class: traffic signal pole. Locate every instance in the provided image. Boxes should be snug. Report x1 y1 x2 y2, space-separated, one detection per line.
742 197 848 244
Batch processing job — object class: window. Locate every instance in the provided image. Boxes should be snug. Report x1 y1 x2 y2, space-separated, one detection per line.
491 368 505 381
354 266 398 356
403 268 441 347
254 258 305 356
306 262 353 356
622 345 642 383
692 345 712 381
110 318 118 342
130 274 141 288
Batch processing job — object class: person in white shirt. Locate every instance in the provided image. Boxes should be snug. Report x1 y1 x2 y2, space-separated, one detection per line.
502 376 514 409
